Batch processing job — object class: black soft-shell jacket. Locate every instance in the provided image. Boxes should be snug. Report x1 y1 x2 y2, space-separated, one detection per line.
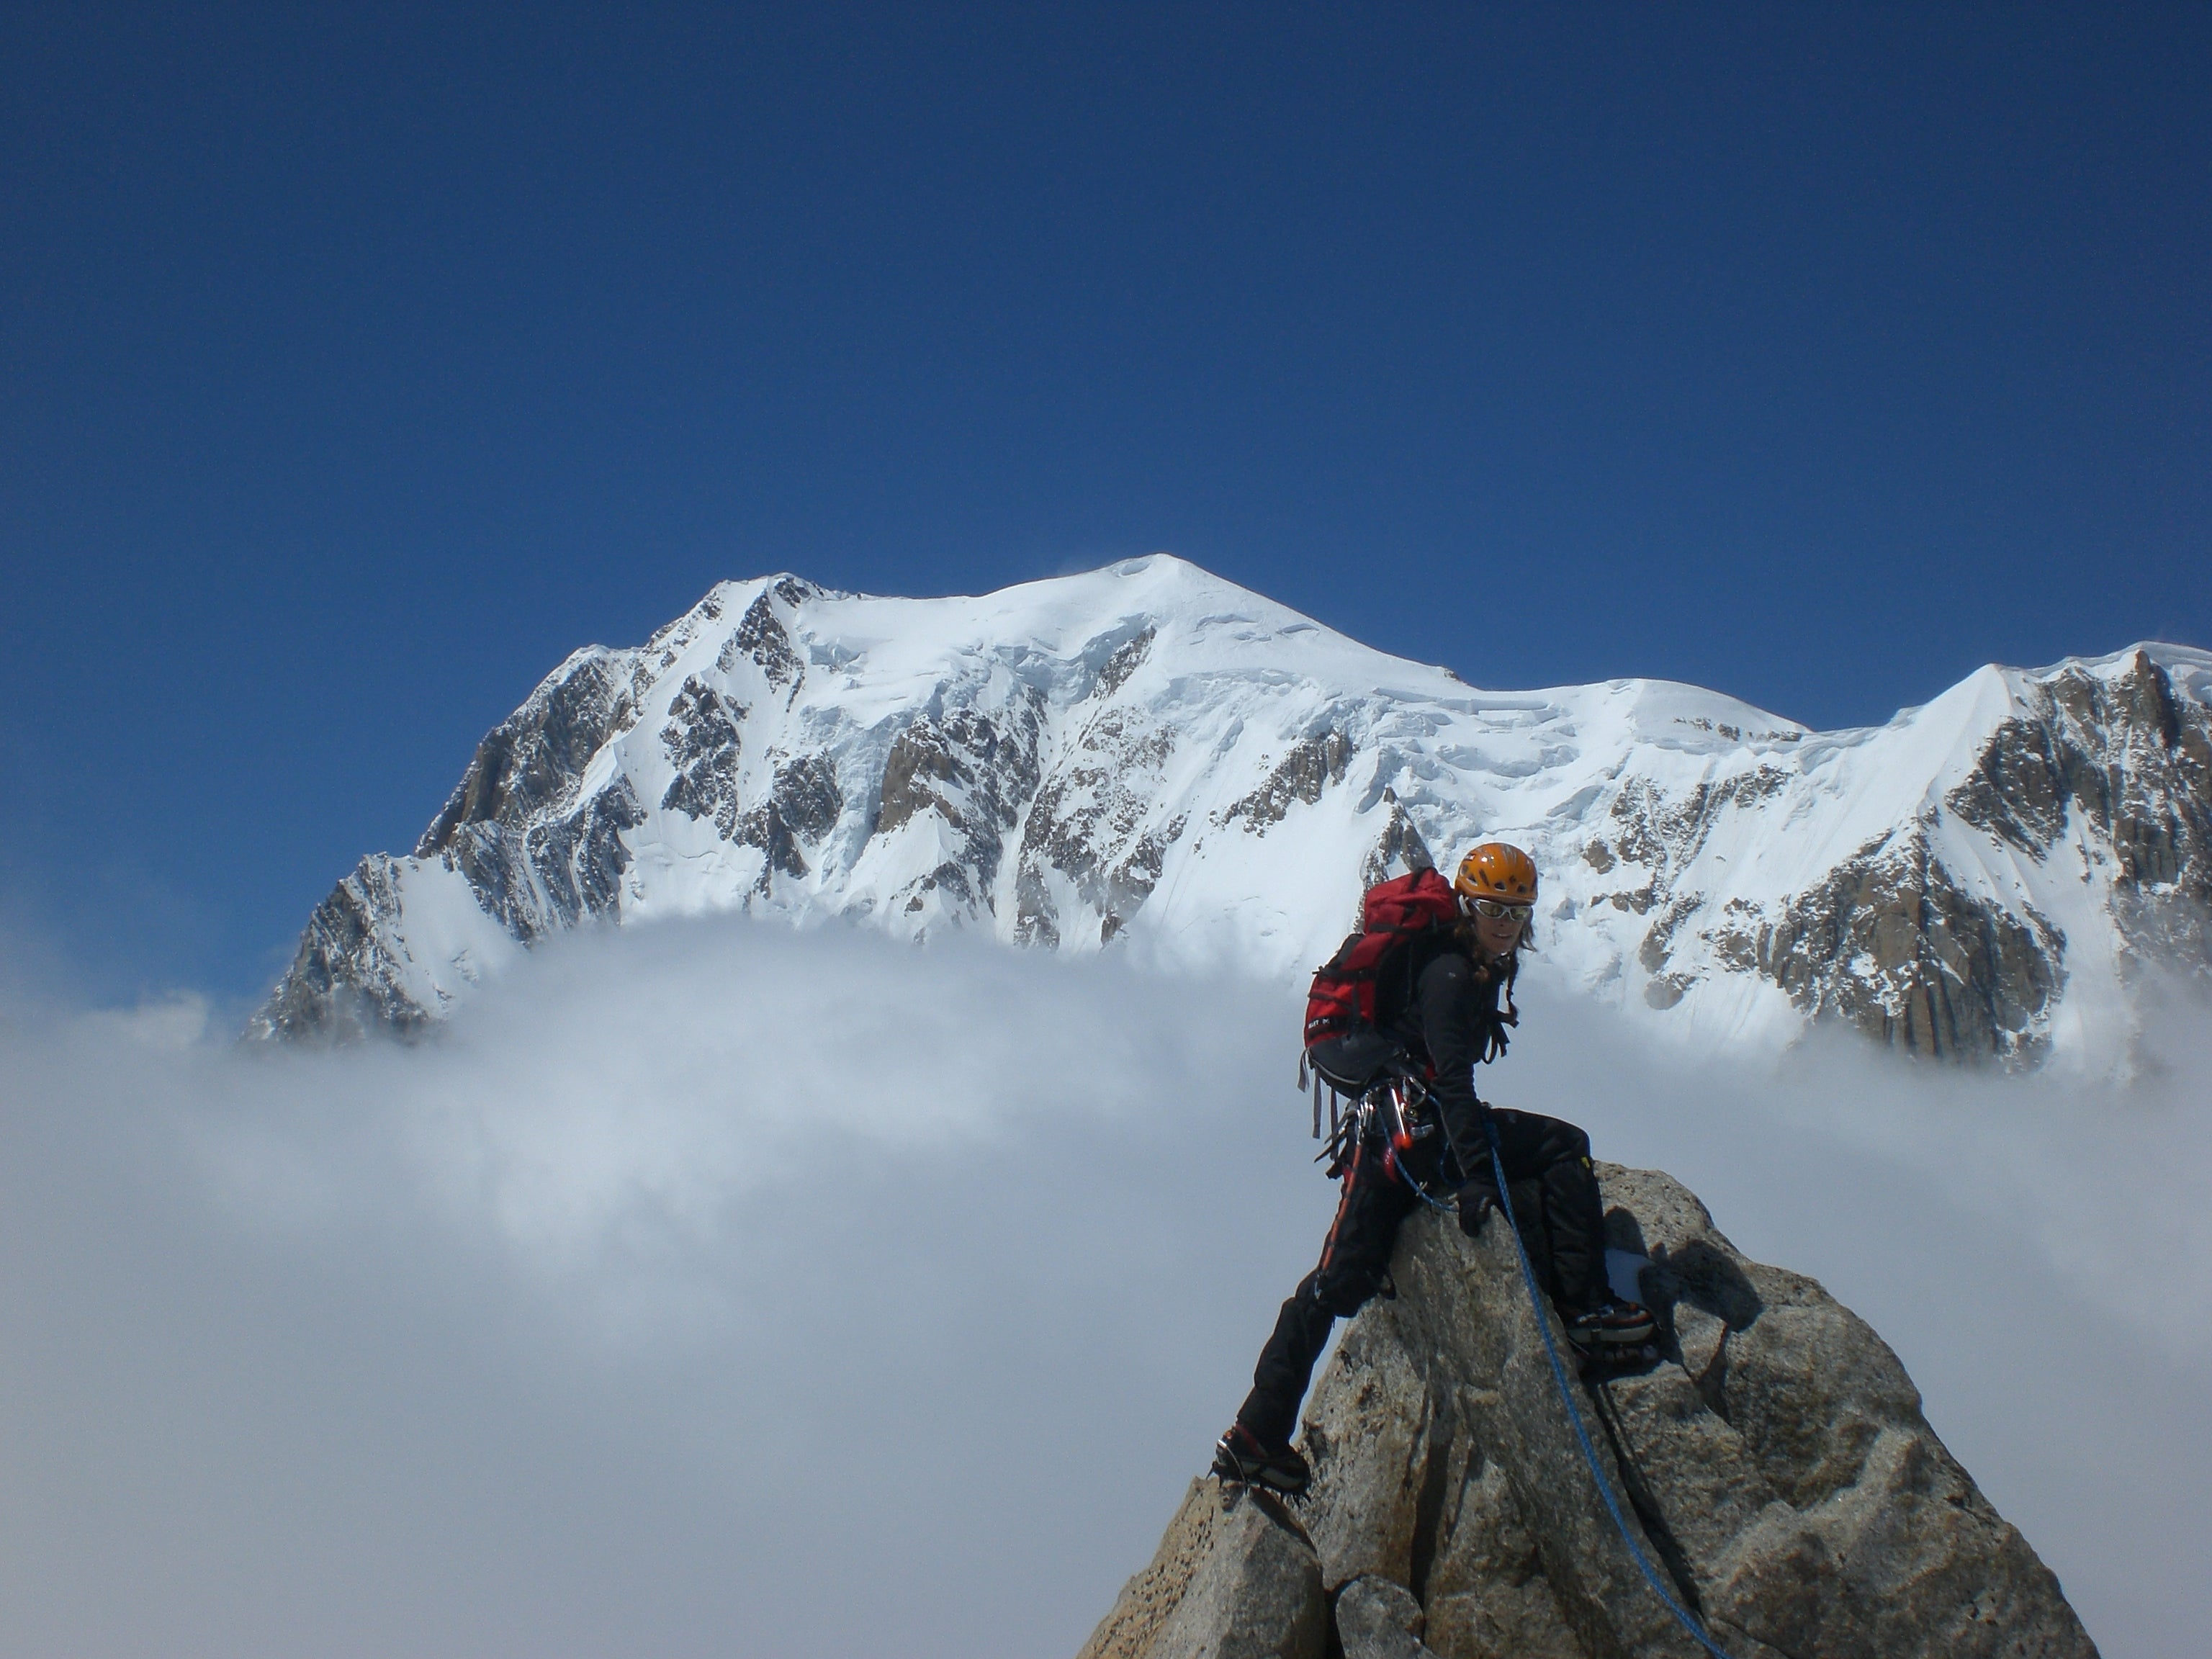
1376 929 1517 1169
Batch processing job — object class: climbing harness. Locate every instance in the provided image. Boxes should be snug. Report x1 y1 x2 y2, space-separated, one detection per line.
1377 1074 1455 1213
1315 1071 1456 1213
1424 1108 1739 1659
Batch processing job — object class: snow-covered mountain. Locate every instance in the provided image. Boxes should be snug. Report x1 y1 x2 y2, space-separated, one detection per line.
252 557 2212 1069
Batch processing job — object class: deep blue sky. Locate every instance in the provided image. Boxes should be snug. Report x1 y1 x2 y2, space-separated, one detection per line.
4 4 2207 1002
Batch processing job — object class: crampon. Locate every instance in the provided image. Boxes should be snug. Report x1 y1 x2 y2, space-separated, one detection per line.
1210 1424 1311 1499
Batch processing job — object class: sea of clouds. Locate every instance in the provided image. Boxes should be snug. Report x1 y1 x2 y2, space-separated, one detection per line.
0 916 2204 1658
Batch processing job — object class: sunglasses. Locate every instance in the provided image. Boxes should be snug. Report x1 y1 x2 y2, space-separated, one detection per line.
1468 898 1533 922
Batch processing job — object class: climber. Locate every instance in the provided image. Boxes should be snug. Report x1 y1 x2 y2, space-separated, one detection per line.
1211 842 1656 1498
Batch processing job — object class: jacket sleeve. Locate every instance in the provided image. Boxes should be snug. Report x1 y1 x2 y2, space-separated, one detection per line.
1415 951 1491 1171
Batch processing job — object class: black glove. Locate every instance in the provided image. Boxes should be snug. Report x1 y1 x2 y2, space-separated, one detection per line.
1457 1183 1496 1238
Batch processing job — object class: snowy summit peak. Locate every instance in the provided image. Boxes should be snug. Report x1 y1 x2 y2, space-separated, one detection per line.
256 562 2211 1072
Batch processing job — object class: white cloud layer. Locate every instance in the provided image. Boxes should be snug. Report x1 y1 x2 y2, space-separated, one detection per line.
0 918 2204 1657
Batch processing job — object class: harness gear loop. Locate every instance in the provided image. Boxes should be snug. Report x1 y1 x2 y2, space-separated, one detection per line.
1317 1071 1457 1209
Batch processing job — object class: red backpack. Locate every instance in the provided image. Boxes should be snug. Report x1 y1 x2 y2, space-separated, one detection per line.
1302 868 1462 1051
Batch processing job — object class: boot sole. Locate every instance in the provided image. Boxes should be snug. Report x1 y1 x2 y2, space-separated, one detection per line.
1211 1449 1311 1497
1568 1324 1657 1348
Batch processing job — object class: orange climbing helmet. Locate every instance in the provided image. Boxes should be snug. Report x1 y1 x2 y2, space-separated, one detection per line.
1453 842 1539 908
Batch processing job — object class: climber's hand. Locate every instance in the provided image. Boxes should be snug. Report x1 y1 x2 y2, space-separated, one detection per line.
1457 1184 1496 1238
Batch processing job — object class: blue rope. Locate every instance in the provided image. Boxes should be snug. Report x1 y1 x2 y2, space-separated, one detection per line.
1479 1118 1738 1659
1383 1141 1456 1213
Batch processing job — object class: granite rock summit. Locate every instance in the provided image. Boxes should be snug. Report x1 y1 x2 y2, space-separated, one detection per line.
1077 1164 2097 1659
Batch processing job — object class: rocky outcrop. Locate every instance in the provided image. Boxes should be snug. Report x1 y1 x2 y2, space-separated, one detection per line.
1754 826 2064 1061
418 647 644 860
406 647 652 944
1335 1575 1439 1659
724 585 807 696
730 752 845 889
874 701 1044 915
1596 649 2211 1063
1014 701 1184 948
248 855 439 1043
1946 649 2212 977
1081 1166 2096 1659
659 676 747 837
1361 790 1436 892
1222 732 1356 830
1078 1478 1326 1659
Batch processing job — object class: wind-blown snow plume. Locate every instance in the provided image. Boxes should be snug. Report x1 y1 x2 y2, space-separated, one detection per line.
5 914 2208 1658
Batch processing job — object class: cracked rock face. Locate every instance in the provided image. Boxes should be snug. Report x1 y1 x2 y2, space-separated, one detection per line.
1755 825 2065 1061
1015 702 1182 948
1078 1479 1326 1659
250 855 440 1043
248 560 2209 1064
1945 650 2212 981
660 676 747 837
1223 732 1356 830
1083 1165 2098 1659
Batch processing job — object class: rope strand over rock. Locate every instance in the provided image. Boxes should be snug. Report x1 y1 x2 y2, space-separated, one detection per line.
1473 1115 1738 1659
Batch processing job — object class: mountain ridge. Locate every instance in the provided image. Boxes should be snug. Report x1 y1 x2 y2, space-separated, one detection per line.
250 557 2212 1069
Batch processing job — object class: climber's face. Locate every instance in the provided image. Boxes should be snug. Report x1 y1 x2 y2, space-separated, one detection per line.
1462 896 1529 959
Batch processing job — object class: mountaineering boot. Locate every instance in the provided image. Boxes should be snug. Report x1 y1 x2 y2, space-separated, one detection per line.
1212 1422 1312 1497
1565 1299 1657 1350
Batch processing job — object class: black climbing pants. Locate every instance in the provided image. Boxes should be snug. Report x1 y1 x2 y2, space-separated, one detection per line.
1236 1107 1612 1449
